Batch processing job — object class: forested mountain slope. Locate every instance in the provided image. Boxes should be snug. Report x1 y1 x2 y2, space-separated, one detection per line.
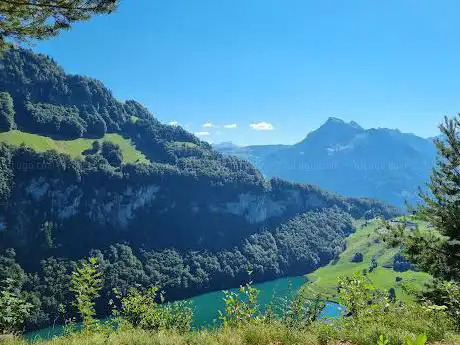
216 118 436 207
0 49 397 330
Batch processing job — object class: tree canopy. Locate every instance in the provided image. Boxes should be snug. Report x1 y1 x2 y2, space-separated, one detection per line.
0 0 119 50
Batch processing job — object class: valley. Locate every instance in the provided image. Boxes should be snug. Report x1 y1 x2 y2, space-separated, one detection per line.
26 218 423 340
0 48 397 332
1 2 460 345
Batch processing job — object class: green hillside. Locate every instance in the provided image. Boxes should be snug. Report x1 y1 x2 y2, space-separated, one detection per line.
303 219 431 302
0 48 401 335
0 130 149 164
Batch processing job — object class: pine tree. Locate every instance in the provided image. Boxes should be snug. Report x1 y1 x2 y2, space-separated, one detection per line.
0 92 15 132
397 115 460 281
0 0 119 51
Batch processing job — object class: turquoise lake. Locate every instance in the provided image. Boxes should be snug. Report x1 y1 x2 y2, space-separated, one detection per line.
26 275 343 341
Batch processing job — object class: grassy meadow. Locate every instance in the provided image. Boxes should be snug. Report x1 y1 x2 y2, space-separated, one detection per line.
303 219 431 302
0 130 149 164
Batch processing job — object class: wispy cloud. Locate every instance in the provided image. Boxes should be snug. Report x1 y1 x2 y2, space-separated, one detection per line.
195 131 211 137
223 123 238 129
168 121 179 126
202 122 215 128
249 122 274 131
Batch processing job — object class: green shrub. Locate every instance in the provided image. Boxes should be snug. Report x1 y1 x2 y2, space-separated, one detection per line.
219 282 260 327
281 290 325 329
113 286 192 333
337 273 390 320
70 257 103 330
314 273 453 345
0 278 32 335
422 280 460 331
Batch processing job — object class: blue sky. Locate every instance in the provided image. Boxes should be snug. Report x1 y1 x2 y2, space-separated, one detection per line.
35 0 460 145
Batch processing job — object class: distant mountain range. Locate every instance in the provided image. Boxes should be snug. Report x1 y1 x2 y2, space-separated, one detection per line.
214 117 437 207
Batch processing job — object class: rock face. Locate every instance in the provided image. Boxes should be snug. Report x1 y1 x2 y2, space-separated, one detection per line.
208 190 327 224
209 193 288 224
89 185 160 228
1 163 396 263
351 252 364 263
22 177 160 226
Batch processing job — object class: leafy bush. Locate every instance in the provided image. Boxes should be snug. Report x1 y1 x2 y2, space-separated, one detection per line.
422 280 460 331
0 279 32 335
281 290 325 329
219 282 260 327
71 257 103 330
315 273 453 345
113 286 192 333
337 273 389 319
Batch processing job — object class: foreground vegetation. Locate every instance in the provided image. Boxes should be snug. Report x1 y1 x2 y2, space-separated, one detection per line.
9 325 459 345
2 264 458 345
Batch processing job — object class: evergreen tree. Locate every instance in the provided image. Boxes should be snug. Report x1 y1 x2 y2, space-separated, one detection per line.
0 0 119 50
389 115 460 281
0 92 15 132
0 144 13 205
415 115 460 280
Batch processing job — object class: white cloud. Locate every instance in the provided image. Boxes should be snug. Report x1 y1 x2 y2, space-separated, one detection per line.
195 131 211 137
249 122 274 131
168 121 179 126
223 123 238 129
202 122 215 128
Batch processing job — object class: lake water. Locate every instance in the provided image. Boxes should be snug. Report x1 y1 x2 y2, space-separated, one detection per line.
26 275 343 341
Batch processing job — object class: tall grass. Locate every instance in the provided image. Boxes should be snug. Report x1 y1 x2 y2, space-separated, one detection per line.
3 320 459 345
